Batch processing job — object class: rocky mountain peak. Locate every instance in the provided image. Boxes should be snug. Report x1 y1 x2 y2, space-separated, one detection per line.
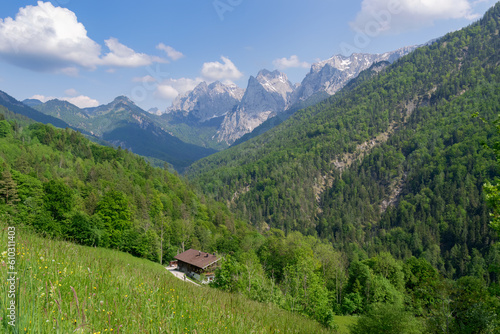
166 81 244 123
113 95 134 104
292 46 418 103
112 95 135 105
89 95 142 116
216 70 295 144
148 107 162 115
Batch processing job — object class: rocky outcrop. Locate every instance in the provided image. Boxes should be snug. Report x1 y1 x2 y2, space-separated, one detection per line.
290 46 418 104
166 81 244 123
216 70 294 144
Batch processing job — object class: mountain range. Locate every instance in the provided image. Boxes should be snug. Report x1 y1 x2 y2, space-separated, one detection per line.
159 46 418 146
0 91 71 129
13 95 215 171
0 45 421 170
1 3 500 331
187 2 500 271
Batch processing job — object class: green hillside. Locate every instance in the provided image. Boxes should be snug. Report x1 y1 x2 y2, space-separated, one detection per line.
2 3 500 333
0 91 71 130
0 108 346 331
33 99 90 128
0 223 331 333
153 112 229 151
188 3 500 279
31 97 216 171
0 111 238 265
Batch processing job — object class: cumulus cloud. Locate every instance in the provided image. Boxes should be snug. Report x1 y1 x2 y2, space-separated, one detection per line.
154 57 243 101
201 56 243 82
156 43 184 61
30 93 99 108
0 1 101 71
351 0 482 34
101 38 167 68
0 2 166 73
155 77 204 100
65 88 78 96
64 95 100 108
273 55 310 70
156 85 180 100
30 94 53 102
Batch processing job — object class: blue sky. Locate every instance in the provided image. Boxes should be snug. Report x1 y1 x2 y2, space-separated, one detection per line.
0 0 496 110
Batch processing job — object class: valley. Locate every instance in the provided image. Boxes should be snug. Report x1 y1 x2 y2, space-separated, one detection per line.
1 1 500 333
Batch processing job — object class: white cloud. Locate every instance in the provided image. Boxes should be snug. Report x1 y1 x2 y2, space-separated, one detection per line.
155 77 203 100
29 93 99 108
156 43 184 61
101 37 167 68
63 95 100 108
0 1 101 71
0 2 166 73
201 56 243 82
351 0 481 34
59 67 80 77
155 85 180 100
65 88 78 96
154 57 243 101
273 55 310 70
30 94 53 102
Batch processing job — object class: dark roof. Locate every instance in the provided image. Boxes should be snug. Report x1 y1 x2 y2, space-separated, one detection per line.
174 249 220 269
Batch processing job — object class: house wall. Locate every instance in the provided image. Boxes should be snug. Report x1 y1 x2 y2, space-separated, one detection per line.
177 260 219 283
178 261 200 275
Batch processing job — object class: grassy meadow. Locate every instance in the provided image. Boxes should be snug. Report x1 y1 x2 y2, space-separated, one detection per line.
334 316 357 334
0 221 334 333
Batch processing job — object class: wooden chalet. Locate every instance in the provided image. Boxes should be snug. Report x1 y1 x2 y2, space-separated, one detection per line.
174 249 220 283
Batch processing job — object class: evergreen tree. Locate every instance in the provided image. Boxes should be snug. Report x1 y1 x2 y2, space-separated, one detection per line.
0 167 19 206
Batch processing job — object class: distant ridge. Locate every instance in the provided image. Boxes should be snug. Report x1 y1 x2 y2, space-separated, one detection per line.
31 95 217 171
0 90 70 129
22 98 43 107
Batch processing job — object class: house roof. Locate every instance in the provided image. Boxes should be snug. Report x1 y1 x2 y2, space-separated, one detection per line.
174 249 220 269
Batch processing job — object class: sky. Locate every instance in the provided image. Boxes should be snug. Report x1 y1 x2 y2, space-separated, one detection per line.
0 0 496 111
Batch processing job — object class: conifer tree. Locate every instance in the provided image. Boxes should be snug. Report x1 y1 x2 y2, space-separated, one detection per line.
0 167 19 206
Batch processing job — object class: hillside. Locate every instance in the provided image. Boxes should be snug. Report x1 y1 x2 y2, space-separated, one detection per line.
0 91 71 129
231 62 390 147
30 96 216 171
6 1 500 333
0 107 362 329
188 3 500 278
0 223 331 333
32 99 90 128
0 110 238 265
157 47 416 149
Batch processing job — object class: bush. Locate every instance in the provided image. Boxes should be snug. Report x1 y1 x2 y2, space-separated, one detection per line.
350 303 422 334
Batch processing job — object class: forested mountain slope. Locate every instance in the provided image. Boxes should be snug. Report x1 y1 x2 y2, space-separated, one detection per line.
31 96 216 171
0 90 71 129
0 103 359 330
0 110 242 264
231 62 391 147
188 3 500 277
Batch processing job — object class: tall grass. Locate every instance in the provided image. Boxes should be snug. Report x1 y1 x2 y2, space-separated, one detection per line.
0 222 332 333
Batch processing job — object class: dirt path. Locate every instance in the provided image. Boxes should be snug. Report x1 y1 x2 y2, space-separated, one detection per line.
165 267 201 287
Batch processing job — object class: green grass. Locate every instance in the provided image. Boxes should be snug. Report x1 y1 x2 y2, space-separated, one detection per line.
0 222 332 333
334 315 357 334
